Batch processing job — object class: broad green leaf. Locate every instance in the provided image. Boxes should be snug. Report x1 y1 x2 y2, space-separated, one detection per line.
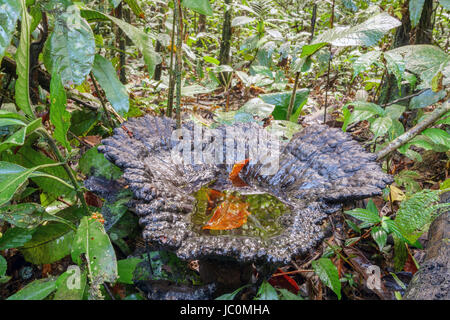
265 120 302 140
409 0 425 28
255 281 279 300
15 0 34 118
388 45 450 89
50 69 71 150
277 288 303 300
20 221 75 264
300 43 328 58
203 56 220 65
0 0 21 61
238 98 275 118
0 203 51 229
349 101 386 116
79 146 123 180
182 0 213 16
371 116 392 137
422 128 450 148
54 269 87 300
0 118 42 153
366 199 378 215
44 11 95 86
124 0 144 18
80 8 161 77
0 161 41 206
260 89 310 121
7 277 57 300
385 104 405 120
410 89 446 109
384 51 405 90
371 226 387 251
352 51 381 80
312 258 341 299
313 13 401 47
0 227 34 250
232 16 256 27
344 208 381 224
0 254 9 283
216 285 250 300
72 216 118 283
92 54 129 115
117 258 143 284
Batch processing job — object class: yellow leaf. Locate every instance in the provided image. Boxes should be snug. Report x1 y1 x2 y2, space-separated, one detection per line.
390 185 405 202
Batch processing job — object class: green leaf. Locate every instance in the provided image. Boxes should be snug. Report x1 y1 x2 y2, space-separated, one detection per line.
117 258 143 284
79 146 123 180
20 220 75 264
0 203 47 229
385 104 406 120
311 258 341 300
344 208 381 224
300 43 328 58
265 120 302 140
109 0 121 8
387 45 450 89
0 118 42 153
71 216 118 283
203 56 220 65
260 89 310 121
0 0 21 61
255 281 279 300
54 268 87 300
371 226 387 251
238 98 275 118
313 13 401 47
0 227 34 250
0 161 40 206
277 288 303 300
232 16 256 27
124 0 144 18
7 277 57 300
393 235 408 272
50 68 71 150
0 254 9 283
352 51 381 80
216 285 250 300
409 0 425 28
80 8 161 77
371 116 392 137
44 11 95 86
384 51 405 90
422 128 450 148
15 0 34 118
410 89 446 109
182 0 213 16
92 54 129 115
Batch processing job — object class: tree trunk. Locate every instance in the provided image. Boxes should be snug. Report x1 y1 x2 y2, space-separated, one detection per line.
379 0 433 105
218 0 232 84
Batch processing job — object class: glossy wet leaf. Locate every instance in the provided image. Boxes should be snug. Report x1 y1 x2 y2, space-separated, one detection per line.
277 288 303 300
71 216 118 283
409 0 425 28
92 54 129 115
313 13 401 47
344 208 381 224
265 120 302 140
371 116 392 137
79 146 123 180
80 8 161 77
238 98 275 118
182 0 213 16
0 227 34 250
0 0 21 61
0 118 42 153
203 198 251 230
388 45 450 89
216 285 250 300
7 277 57 300
260 89 309 121
117 258 143 284
312 258 341 300
422 128 450 148
352 51 381 79
15 0 34 118
44 11 95 86
371 226 387 251
50 69 71 150
54 269 87 300
0 162 41 206
255 281 279 300
410 89 446 109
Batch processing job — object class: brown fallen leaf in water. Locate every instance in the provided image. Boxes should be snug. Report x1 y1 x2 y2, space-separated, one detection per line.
229 159 249 187
203 197 251 230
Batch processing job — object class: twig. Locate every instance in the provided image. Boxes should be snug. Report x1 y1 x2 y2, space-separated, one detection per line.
381 88 428 107
89 72 114 129
376 102 450 160
167 3 177 117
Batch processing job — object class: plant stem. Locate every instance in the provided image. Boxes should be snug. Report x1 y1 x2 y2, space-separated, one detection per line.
376 102 450 160
167 2 177 117
38 128 91 214
323 0 335 124
175 0 183 128
90 72 114 129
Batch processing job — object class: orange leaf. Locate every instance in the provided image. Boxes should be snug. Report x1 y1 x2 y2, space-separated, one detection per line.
229 159 249 187
203 198 251 230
